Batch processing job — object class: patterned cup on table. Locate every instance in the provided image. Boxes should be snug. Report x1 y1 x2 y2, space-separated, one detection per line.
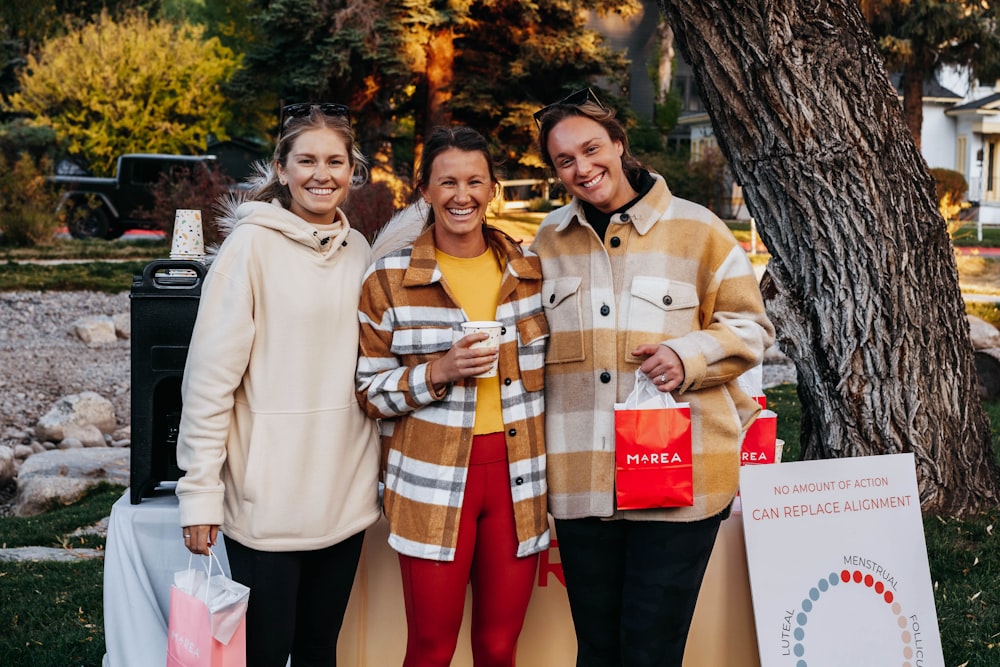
170 209 205 260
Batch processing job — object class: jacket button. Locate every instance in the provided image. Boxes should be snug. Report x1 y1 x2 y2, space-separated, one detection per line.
620 213 630 222
610 236 621 248
549 294 555 304
515 477 524 485
662 295 673 306
508 428 517 437
600 304 610 316
600 371 611 383
504 378 512 386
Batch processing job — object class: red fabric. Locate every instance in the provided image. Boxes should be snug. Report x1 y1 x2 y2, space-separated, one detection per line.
614 405 694 510
166 585 246 667
398 432 539 667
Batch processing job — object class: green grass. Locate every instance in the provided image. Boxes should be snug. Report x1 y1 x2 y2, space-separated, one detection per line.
0 559 106 667
1 238 167 262
0 260 149 293
0 483 121 549
0 485 121 667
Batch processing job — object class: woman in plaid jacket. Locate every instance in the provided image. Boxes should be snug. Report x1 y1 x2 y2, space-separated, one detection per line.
356 126 549 666
532 90 775 666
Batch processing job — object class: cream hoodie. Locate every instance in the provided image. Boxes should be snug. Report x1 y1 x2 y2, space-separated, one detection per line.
176 200 380 551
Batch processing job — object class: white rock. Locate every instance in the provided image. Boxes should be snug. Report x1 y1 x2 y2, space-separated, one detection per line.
967 315 1000 350
61 422 106 448
71 315 118 346
13 448 129 517
35 391 116 442
112 312 131 339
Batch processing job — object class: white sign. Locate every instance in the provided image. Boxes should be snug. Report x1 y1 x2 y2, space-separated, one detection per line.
740 453 943 667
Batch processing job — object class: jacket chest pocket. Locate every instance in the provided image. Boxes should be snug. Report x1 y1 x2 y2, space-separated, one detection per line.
624 276 700 356
541 277 585 364
390 325 454 363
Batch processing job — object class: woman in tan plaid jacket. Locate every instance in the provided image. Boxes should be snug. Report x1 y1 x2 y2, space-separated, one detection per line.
356 126 549 666
532 90 775 666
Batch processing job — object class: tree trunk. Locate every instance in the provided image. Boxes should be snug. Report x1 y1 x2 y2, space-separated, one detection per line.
424 27 454 138
656 0 1000 515
901 62 924 151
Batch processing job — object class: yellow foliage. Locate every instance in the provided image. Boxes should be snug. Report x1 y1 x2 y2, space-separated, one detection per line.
940 191 971 238
8 11 240 176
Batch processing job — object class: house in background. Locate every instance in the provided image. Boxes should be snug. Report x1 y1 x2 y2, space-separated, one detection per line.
591 7 1000 223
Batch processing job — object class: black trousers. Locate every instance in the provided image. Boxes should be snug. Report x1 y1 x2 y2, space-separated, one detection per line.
554 512 725 667
224 531 365 667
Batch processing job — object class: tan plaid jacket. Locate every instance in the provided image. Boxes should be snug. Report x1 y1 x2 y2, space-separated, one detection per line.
356 226 549 560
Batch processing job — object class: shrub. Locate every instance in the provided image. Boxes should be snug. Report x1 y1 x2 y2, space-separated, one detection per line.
147 163 235 249
0 153 64 246
0 119 62 165
930 167 970 235
342 180 399 243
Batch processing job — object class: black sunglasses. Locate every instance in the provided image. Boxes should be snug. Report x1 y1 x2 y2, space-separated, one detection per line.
532 88 605 127
279 102 351 133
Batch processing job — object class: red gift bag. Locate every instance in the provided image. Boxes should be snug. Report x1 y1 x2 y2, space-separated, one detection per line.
166 552 248 667
741 409 778 465
614 370 694 510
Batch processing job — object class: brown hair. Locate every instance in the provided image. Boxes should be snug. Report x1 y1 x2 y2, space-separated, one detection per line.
252 106 369 208
414 125 501 228
535 100 645 186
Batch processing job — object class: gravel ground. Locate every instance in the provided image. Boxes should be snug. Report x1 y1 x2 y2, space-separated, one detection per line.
0 291 131 445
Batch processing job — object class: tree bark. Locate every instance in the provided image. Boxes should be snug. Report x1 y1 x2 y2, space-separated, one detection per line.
656 0 1000 515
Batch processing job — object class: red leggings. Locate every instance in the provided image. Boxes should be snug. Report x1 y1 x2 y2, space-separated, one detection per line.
398 432 539 667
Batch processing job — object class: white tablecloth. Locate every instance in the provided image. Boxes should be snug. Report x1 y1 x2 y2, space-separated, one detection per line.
102 488 759 666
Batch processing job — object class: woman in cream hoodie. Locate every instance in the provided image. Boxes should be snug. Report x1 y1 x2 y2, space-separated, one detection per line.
176 103 380 667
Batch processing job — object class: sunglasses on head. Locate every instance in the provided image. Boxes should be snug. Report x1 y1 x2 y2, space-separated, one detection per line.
279 102 351 134
533 88 606 127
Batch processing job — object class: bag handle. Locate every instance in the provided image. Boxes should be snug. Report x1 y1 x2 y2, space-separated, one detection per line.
185 548 226 605
625 368 682 410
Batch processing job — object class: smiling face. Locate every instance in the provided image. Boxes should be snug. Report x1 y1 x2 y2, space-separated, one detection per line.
421 147 495 257
545 114 636 213
277 128 353 225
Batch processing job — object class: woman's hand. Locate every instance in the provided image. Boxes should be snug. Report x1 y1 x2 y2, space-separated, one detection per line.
632 343 685 392
428 332 498 389
182 524 219 556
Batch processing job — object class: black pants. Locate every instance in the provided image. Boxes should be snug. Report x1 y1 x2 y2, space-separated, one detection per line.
554 513 725 667
224 531 365 667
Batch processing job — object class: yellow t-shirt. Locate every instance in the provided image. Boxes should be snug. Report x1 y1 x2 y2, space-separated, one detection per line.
436 247 504 435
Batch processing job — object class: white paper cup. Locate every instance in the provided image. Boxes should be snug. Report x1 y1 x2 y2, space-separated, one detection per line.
461 320 502 378
170 209 205 260
774 439 785 463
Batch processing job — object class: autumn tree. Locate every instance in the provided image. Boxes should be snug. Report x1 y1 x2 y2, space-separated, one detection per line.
861 0 1000 150
238 0 639 178
7 11 239 175
656 0 1000 515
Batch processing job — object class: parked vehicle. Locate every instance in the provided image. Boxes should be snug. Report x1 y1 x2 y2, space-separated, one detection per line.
49 154 218 239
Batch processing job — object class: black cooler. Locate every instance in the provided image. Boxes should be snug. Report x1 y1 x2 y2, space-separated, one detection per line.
129 259 205 503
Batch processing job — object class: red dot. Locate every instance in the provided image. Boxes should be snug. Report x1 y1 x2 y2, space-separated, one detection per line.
841 570 851 582
884 591 894 604
864 574 874 587
875 582 884 594
853 570 863 583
